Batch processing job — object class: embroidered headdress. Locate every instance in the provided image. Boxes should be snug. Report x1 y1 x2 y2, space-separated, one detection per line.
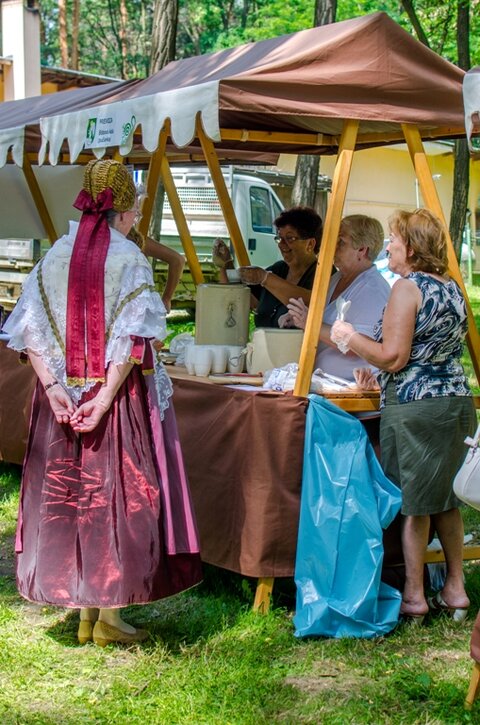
66 159 136 386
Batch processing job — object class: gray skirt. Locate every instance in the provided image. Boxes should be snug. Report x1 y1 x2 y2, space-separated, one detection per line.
380 385 477 516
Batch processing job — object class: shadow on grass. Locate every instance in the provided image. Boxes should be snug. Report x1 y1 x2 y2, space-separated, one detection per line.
36 565 259 652
0 461 22 492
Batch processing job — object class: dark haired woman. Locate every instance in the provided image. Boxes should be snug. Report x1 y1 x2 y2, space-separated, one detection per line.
213 206 323 328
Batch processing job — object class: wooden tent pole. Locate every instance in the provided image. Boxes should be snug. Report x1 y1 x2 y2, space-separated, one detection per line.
160 156 205 285
22 155 57 244
137 123 169 239
293 119 359 398
402 124 480 384
196 116 250 267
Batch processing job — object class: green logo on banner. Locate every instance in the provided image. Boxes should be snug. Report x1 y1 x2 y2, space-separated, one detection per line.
121 115 136 144
86 118 97 144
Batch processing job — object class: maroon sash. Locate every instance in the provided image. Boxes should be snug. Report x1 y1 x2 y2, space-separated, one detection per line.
65 188 114 386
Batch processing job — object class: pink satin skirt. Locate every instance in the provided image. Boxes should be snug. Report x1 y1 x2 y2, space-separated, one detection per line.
16 368 202 607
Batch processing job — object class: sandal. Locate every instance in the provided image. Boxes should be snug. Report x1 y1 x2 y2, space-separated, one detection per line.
427 591 469 623
400 604 428 626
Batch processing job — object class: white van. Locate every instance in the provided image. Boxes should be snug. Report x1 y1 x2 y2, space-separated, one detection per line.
159 166 285 268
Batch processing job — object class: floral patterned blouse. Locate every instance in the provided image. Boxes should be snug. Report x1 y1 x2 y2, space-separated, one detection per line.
374 272 472 407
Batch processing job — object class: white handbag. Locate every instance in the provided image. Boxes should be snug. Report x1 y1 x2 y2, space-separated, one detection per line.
453 423 480 511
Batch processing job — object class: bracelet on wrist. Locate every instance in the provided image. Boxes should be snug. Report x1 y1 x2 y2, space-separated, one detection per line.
260 271 271 287
44 380 59 392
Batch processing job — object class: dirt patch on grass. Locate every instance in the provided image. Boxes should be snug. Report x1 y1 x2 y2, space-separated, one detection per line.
284 662 370 696
0 534 15 576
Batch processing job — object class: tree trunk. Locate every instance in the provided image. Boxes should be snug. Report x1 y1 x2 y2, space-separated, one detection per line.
291 156 321 208
450 139 470 257
149 0 179 241
150 0 179 75
58 0 69 68
314 0 336 26
71 0 80 70
291 0 337 208
400 0 431 47
119 0 129 70
449 0 471 259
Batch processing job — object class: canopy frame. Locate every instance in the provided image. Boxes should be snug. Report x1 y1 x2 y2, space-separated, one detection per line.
17 118 480 392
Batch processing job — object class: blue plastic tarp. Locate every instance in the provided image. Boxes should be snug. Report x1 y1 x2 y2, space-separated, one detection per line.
294 395 402 639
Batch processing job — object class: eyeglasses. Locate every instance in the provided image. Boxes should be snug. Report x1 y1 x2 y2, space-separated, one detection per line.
132 209 142 224
274 235 309 245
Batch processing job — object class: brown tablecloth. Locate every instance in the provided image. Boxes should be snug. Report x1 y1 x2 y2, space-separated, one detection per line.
0 342 36 466
171 374 307 577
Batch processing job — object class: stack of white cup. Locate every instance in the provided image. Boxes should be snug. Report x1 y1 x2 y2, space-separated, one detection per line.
184 344 245 376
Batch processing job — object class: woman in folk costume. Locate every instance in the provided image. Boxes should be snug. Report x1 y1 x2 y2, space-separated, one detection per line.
4 160 202 646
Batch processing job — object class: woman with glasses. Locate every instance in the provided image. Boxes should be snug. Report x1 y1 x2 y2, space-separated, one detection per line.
213 206 322 327
281 214 391 381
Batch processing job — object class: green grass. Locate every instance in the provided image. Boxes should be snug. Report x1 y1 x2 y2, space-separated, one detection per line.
2 464 480 724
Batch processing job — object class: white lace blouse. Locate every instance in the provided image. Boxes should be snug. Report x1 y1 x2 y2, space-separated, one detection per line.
4 221 173 417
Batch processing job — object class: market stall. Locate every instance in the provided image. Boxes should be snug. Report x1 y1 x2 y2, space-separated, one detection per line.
0 11 478 385
1 12 480 609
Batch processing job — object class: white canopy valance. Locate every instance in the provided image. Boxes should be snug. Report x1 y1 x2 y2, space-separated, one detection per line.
39 81 221 165
0 125 24 167
463 67 480 151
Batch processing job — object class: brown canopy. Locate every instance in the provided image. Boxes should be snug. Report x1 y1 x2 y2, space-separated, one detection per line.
0 11 465 168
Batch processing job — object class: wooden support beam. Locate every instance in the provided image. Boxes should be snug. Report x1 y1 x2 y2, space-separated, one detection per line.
160 156 205 286
294 120 359 398
402 124 480 386
219 127 464 151
424 544 480 564
22 154 57 244
197 117 250 267
465 662 480 711
253 577 274 613
220 128 337 147
137 123 169 239
355 127 465 147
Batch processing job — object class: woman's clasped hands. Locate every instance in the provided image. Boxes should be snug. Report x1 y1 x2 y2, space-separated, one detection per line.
70 396 111 433
45 385 112 433
45 384 76 426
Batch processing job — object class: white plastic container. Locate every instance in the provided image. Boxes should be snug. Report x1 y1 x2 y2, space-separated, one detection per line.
195 284 250 347
245 328 304 374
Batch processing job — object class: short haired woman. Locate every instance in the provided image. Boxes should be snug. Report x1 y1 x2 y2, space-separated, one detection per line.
213 206 323 327
281 214 391 380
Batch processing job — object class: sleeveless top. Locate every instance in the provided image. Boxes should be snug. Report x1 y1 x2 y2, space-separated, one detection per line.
374 272 471 407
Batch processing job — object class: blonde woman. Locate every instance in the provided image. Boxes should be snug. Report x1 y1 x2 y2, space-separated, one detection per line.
331 209 476 622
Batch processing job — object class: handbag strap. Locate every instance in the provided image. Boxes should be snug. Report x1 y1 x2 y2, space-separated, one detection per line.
465 423 480 449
